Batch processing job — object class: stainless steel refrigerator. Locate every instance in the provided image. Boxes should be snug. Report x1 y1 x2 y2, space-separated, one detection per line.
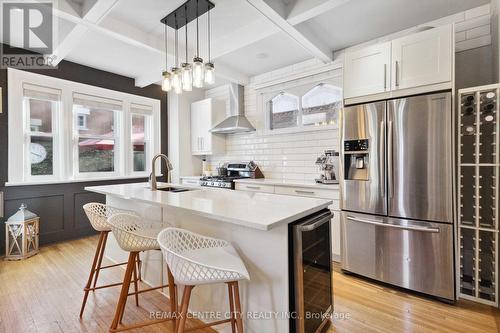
340 92 455 301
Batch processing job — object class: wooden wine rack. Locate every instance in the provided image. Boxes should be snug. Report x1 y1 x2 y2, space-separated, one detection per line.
458 84 499 307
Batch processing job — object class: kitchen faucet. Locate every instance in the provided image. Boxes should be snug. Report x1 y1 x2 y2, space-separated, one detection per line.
150 154 173 190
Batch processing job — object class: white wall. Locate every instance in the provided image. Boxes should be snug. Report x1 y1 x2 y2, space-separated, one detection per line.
168 89 205 182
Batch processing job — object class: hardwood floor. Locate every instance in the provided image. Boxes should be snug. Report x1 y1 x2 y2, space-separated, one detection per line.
0 235 499 333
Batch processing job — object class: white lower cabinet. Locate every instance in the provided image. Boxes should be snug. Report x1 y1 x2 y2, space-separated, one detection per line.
234 183 275 193
180 178 201 186
236 182 341 261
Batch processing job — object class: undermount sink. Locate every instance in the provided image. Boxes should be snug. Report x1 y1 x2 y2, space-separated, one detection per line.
156 187 195 193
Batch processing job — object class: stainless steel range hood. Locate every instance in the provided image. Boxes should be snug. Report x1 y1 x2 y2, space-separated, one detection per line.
210 83 255 134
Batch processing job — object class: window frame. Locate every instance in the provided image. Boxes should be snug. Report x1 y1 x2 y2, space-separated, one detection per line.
7 68 161 185
72 104 121 179
129 106 154 175
260 75 343 135
24 96 61 181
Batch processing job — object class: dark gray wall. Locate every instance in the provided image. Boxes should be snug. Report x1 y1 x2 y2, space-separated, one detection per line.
0 48 168 254
455 45 496 90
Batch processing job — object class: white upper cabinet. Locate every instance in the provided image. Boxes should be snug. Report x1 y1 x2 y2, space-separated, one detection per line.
191 98 226 156
344 25 453 101
391 25 452 90
344 42 391 99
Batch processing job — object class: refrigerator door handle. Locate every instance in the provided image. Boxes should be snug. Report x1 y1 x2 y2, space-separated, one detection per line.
346 216 440 233
387 120 394 199
379 120 385 197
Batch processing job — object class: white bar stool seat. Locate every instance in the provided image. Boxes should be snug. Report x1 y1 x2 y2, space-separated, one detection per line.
158 227 249 333
159 228 249 285
107 213 177 333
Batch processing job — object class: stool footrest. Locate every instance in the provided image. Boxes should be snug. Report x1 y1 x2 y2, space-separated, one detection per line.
110 317 174 332
184 318 232 332
127 284 169 296
96 261 128 270
85 277 139 291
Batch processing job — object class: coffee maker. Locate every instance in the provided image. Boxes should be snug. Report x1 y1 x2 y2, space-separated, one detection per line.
315 150 339 184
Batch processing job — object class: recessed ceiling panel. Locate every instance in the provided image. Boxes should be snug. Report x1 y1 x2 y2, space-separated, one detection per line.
215 32 311 77
65 30 163 81
301 0 491 51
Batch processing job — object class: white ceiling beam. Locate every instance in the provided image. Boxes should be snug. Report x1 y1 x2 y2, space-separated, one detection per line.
286 0 352 25
49 0 119 65
246 0 332 62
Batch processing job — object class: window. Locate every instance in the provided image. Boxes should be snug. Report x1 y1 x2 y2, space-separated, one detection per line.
302 84 342 127
264 79 342 132
8 68 161 185
23 84 61 179
73 94 122 175
268 92 299 130
130 104 153 172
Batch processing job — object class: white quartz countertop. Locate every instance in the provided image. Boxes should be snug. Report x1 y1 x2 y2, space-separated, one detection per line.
85 182 332 231
234 178 339 190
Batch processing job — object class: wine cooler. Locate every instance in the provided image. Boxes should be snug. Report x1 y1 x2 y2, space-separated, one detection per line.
458 84 499 307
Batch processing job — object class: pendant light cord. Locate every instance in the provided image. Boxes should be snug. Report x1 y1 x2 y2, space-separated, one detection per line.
185 5 188 62
208 8 211 62
164 24 168 70
196 0 199 57
175 13 179 67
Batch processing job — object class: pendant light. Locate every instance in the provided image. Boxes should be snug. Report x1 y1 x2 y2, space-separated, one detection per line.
171 16 182 94
181 6 193 92
204 8 215 85
161 25 171 92
192 0 204 88
161 0 215 94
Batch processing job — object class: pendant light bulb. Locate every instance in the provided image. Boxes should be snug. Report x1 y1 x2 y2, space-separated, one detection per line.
193 57 204 88
171 67 182 94
162 71 172 92
181 63 193 91
204 62 215 85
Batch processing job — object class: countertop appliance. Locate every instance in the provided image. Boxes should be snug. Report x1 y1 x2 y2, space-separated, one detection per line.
315 150 339 184
200 161 263 189
290 208 333 333
340 92 455 301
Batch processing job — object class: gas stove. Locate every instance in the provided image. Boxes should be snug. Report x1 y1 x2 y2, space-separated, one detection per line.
200 161 264 189
200 176 245 189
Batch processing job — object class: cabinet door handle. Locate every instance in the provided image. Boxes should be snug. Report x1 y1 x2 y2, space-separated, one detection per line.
246 186 261 190
201 137 204 151
384 64 387 90
395 61 400 87
295 190 315 195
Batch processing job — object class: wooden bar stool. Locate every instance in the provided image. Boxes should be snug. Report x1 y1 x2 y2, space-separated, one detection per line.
157 227 250 333
80 203 142 318
107 213 177 332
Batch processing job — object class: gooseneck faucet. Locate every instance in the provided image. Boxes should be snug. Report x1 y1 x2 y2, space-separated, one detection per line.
150 154 173 190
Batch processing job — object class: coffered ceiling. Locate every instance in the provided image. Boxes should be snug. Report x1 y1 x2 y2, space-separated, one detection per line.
1 0 491 88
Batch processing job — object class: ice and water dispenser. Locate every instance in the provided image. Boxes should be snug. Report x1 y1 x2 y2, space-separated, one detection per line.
343 139 369 181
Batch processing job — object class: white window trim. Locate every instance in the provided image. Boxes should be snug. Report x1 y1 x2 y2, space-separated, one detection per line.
260 76 343 135
7 68 161 185
130 110 153 174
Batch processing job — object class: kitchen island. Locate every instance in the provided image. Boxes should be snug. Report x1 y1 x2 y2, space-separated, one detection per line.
85 182 332 333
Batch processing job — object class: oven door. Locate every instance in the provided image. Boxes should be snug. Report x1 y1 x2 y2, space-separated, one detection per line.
293 209 333 333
